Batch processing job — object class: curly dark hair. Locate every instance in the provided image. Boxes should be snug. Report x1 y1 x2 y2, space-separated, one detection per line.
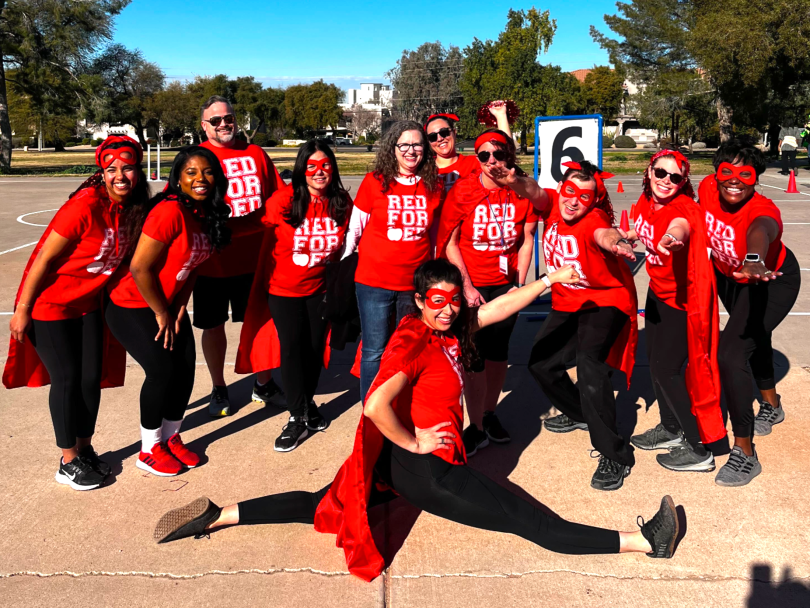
561 160 615 224
475 128 526 177
642 146 695 200
412 259 476 371
69 141 153 259
373 121 440 193
713 141 767 177
150 146 232 252
285 139 351 228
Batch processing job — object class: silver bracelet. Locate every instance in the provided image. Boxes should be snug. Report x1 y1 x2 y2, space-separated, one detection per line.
663 233 678 242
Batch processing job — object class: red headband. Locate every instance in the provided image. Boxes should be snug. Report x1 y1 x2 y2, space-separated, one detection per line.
562 161 614 201
474 132 509 152
425 113 459 128
650 149 690 176
95 135 143 169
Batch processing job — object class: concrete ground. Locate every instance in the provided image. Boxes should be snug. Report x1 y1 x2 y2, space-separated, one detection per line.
1 170 809 607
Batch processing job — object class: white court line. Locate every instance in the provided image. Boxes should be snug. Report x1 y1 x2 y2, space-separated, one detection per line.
16 209 58 227
0 242 37 256
758 182 810 197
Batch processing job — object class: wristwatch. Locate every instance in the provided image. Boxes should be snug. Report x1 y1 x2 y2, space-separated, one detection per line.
616 238 631 247
539 273 552 288
745 253 762 263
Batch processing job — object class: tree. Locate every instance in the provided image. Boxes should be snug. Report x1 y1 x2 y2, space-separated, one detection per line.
85 44 164 148
145 81 197 144
283 80 343 137
581 66 624 121
232 77 284 143
0 0 129 168
185 74 233 142
387 42 464 121
347 105 381 140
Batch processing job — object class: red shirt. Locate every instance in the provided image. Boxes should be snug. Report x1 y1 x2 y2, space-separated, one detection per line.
109 197 212 308
198 140 282 278
541 190 634 313
354 173 442 291
31 186 127 321
698 175 786 283
633 194 692 310
454 176 539 286
437 154 479 193
263 184 351 297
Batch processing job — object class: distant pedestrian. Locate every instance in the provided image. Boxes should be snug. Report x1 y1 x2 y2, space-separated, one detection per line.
778 129 798 175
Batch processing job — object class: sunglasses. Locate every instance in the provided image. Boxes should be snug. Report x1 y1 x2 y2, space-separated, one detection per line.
203 114 235 127
652 167 685 184
396 143 424 152
427 128 453 142
477 150 507 163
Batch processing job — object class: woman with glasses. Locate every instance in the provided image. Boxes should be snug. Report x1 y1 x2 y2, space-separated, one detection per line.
698 142 800 487
625 149 727 473
425 102 512 192
342 121 443 403
436 129 541 454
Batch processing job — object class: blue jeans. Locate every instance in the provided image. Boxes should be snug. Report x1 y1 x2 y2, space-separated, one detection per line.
355 282 415 403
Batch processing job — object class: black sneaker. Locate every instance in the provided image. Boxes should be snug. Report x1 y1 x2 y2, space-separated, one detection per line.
483 411 511 443
252 378 286 407
462 423 489 457
656 443 716 472
543 413 588 433
630 424 685 451
154 497 222 543
208 385 231 418
590 453 631 491
638 495 679 558
754 396 784 436
274 416 309 452
79 445 111 477
306 400 329 431
55 456 105 491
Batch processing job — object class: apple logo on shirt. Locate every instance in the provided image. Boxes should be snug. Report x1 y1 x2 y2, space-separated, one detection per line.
387 228 403 241
292 253 310 267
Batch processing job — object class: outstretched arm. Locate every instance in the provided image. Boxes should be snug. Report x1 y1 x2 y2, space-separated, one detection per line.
656 217 691 256
732 216 782 282
594 226 635 260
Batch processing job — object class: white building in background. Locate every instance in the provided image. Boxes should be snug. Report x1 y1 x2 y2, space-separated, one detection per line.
342 83 393 110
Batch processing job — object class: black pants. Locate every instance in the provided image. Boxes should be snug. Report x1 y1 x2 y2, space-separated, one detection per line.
469 283 518 372
238 442 620 555
105 304 196 429
29 310 103 449
781 150 797 173
644 291 704 449
267 292 329 417
527 307 634 467
716 248 801 438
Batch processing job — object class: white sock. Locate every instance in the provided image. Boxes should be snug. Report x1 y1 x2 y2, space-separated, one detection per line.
141 426 162 454
161 419 183 442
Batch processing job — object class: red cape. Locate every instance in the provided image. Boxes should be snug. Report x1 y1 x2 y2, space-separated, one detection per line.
314 315 431 582
604 243 639 387
3 188 126 390
637 194 726 445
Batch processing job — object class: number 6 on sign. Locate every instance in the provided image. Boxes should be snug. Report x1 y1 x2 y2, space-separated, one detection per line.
534 114 603 188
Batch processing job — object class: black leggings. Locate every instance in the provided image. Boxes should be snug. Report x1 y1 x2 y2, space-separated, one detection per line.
105 304 196 429
239 442 620 555
469 283 518 372
716 248 801 438
644 291 703 449
267 292 329 417
30 310 103 449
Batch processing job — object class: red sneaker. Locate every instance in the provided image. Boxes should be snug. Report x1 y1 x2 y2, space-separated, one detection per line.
136 443 182 477
166 434 200 468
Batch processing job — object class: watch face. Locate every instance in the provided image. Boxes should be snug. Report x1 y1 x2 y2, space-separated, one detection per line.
745 254 761 263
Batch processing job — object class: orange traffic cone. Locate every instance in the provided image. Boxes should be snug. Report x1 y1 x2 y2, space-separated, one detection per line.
151 171 157 180
620 209 630 232
630 203 636 221
617 181 625 193
786 170 799 193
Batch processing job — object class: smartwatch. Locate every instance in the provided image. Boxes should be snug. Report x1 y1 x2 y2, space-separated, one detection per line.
539 273 552 288
616 238 632 247
745 253 762 263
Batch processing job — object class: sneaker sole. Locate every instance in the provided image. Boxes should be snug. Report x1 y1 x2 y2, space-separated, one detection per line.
544 423 588 434
754 416 784 436
661 495 679 558
656 457 716 473
136 459 181 477
630 437 685 451
252 392 287 407
209 407 232 418
591 467 631 491
715 462 763 487
154 497 211 543
274 428 309 452
55 471 101 491
484 431 511 444
306 422 329 431
466 437 490 457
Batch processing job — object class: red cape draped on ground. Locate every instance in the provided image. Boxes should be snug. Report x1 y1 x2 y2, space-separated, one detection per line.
2 193 126 390
314 315 431 582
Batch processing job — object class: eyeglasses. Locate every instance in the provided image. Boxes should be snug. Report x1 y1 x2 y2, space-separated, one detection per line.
477 150 507 163
427 128 453 143
203 114 235 127
652 167 685 184
396 143 424 152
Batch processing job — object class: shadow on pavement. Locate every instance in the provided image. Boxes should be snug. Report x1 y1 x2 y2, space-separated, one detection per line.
747 564 810 607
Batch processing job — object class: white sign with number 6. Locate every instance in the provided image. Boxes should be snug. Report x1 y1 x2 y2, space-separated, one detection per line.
535 115 603 189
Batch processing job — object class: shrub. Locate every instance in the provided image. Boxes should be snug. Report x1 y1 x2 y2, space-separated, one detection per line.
92 138 103 146
603 135 615 148
692 142 707 150
65 142 78 147
81 137 91 145
614 135 637 148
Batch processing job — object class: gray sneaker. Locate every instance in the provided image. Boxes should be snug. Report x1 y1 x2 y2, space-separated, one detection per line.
543 413 588 433
631 424 685 451
754 397 784 436
656 444 716 472
715 446 762 487
208 386 231 418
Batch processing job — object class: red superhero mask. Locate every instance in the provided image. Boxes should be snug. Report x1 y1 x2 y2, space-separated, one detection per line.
560 180 596 207
716 162 756 186
95 135 143 169
562 161 613 203
424 287 462 309
306 157 333 176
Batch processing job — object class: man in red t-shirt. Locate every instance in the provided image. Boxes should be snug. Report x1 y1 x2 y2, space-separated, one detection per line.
195 96 284 416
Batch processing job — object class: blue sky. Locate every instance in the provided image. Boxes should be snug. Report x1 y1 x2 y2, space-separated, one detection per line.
114 1 619 91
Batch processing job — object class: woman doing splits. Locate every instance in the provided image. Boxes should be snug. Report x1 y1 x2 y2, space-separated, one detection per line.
528 161 640 491
154 260 680 581
437 129 540 455
699 143 800 487
105 146 231 476
4 136 150 490
628 149 727 472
